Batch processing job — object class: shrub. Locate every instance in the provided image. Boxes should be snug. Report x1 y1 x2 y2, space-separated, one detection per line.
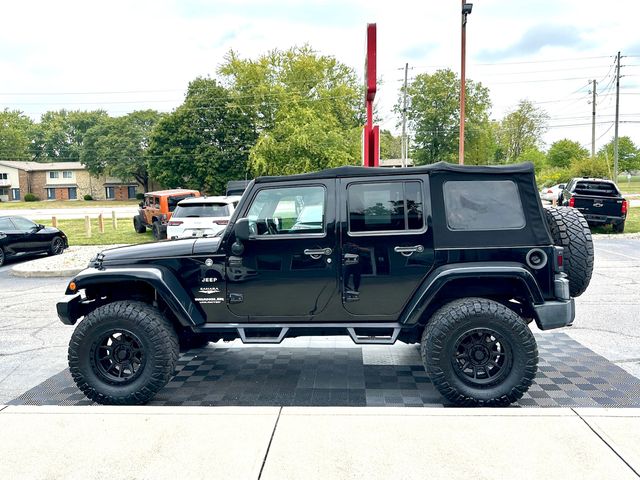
136 192 145 200
24 193 39 202
83 194 94 201
570 156 610 179
536 167 572 188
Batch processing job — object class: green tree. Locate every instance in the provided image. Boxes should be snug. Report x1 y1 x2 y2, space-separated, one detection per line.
497 100 548 162
597 136 640 174
517 147 547 173
0 109 34 161
219 45 363 175
397 69 491 165
81 110 162 192
147 78 257 194
547 139 588 168
379 130 402 160
32 109 108 162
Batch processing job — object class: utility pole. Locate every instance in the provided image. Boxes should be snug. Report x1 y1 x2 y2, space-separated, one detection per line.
591 79 597 158
401 63 408 168
614 51 621 181
459 2 473 165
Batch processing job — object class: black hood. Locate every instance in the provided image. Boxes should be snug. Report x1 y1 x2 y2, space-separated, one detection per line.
101 238 198 263
100 236 223 263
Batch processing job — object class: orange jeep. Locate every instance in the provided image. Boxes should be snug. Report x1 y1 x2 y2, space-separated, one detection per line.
133 189 201 240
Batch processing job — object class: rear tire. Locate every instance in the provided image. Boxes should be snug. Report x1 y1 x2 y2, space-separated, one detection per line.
421 298 538 407
152 221 164 240
612 221 625 233
544 207 594 297
133 215 146 234
68 301 179 405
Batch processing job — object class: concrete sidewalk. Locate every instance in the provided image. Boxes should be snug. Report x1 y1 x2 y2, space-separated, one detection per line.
0 406 638 480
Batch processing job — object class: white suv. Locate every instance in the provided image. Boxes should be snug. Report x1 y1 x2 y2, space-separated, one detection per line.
166 196 241 239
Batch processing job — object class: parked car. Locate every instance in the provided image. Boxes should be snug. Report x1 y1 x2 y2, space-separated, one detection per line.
58 162 593 406
166 196 241 239
226 180 251 197
561 178 628 232
540 183 566 203
133 189 201 240
0 215 68 266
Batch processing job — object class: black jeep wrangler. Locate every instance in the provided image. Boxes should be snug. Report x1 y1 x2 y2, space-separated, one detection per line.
57 162 594 406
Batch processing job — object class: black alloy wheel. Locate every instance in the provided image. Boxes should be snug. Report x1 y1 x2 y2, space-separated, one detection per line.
451 328 512 387
93 329 146 384
50 236 65 255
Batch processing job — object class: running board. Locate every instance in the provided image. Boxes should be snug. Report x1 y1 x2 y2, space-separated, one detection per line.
193 323 405 345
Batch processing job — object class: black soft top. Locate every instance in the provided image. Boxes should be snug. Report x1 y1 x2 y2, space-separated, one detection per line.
255 161 534 183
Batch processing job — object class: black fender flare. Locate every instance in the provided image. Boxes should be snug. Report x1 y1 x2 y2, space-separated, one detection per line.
67 266 205 327
400 262 544 325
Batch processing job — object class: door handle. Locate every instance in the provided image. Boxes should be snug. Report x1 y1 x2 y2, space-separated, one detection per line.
304 248 332 259
393 245 424 257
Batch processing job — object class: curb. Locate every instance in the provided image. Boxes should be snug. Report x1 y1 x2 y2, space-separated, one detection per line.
10 267 83 278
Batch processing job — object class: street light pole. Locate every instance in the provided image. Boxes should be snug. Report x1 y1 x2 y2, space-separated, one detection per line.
459 2 473 165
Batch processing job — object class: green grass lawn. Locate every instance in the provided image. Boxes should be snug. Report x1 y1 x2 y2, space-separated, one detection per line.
618 183 640 195
591 207 639 234
0 199 139 210
37 217 153 246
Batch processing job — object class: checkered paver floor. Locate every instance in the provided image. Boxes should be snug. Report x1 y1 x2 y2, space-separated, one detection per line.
10 333 640 407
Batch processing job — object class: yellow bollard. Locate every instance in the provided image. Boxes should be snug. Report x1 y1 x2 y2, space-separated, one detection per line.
112 210 118 230
98 214 105 233
85 215 92 237
52 216 57 228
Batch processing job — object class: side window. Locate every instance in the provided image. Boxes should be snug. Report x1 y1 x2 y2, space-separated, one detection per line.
443 180 525 231
246 186 325 236
153 197 160 209
348 181 424 234
11 217 36 230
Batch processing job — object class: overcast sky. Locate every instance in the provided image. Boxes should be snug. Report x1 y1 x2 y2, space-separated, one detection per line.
2 0 639 154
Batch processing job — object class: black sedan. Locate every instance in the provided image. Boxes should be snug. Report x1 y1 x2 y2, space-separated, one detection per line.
0 215 68 267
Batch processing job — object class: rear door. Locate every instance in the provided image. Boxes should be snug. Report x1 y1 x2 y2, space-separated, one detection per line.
339 176 434 316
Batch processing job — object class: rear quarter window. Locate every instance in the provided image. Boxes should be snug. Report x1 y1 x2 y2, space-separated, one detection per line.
444 180 525 231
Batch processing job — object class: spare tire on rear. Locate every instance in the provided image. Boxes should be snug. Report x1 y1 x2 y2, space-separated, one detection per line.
544 206 594 297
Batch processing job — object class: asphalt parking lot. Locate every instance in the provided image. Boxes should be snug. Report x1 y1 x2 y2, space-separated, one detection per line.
0 237 639 405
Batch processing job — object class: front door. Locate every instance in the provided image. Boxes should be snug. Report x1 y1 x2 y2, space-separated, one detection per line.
339 177 434 316
226 181 338 320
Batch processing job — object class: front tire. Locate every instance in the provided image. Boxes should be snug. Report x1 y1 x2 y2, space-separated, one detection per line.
68 301 179 405
49 236 65 255
421 298 538 407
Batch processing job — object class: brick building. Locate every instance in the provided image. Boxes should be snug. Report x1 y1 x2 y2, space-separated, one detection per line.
0 161 142 202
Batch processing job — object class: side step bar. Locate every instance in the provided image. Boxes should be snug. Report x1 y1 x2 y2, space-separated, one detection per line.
193 323 405 345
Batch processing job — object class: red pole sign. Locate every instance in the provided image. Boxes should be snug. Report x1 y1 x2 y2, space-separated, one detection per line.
364 23 379 167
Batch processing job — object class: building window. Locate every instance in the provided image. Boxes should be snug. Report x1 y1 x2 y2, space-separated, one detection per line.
47 188 56 200
105 187 115 199
49 171 59 179
11 188 20 201
128 186 137 199
0 187 7 196
63 171 73 179
0 173 7 180
68 187 77 200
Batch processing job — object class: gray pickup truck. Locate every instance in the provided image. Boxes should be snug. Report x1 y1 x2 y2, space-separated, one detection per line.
561 178 628 232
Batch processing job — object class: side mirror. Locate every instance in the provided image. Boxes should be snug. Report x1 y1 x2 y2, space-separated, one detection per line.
234 218 251 241
38 224 45 230
139 202 144 208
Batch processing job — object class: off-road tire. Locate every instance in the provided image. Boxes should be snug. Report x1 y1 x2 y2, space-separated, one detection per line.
68 301 179 405
612 221 625 233
133 215 146 234
48 236 65 255
152 221 164 240
544 206 594 297
421 297 538 407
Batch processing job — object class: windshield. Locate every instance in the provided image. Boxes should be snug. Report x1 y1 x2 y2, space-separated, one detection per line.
172 203 230 218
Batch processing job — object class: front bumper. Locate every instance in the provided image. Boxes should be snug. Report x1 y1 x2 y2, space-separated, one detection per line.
534 298 575 330
57 293 82 325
